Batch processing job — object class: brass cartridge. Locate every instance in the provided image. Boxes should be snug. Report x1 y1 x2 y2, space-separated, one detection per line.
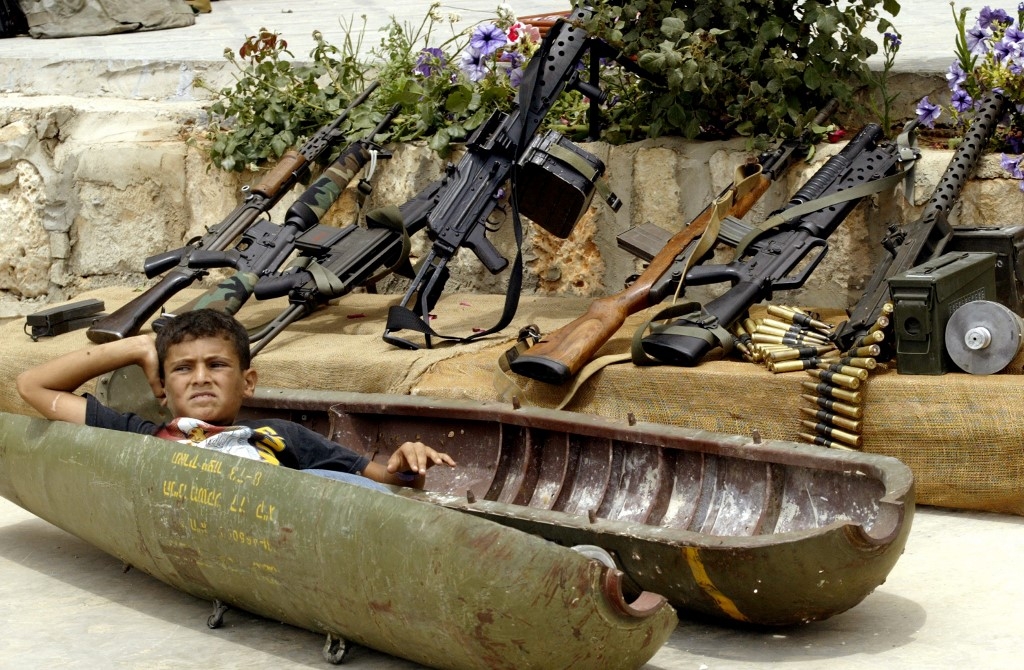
817 362 869 381
836 356 877 370
800 419 862 447
800 393 863 419
798 432 855 451
799 407 862 432
801 381 862 404
807 368 861 390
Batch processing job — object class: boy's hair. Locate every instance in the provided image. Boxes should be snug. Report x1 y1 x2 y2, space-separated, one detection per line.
154 309 252 377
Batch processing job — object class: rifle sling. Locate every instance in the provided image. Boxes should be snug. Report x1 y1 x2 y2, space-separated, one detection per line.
385 178 526 349
733 168 909 257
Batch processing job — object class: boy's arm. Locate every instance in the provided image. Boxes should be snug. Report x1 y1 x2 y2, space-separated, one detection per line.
16 335 162 424
361 441 456 489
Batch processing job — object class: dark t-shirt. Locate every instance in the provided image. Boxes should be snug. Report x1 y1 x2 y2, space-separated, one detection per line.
83 394 369 474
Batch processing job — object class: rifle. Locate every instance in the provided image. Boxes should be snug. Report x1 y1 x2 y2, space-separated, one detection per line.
833 91 1006 352
638 123 914 367
85 83 381 343
144 104 401 329
504 102 837 384
247 177 445 355
381 5 627 349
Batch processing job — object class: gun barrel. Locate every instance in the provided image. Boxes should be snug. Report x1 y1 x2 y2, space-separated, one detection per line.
836 91 1006 351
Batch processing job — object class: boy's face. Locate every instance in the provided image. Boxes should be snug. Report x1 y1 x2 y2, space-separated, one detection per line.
159 335 256 426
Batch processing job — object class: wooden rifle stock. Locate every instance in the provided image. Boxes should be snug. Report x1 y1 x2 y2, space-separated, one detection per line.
508 170 774 384
85 270 198 343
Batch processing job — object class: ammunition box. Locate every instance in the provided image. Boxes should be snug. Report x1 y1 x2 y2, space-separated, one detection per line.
947 225 1024 316
519 131 608 239
888 251 997 375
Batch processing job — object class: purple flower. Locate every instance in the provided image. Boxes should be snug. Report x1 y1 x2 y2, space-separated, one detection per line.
916 96 942 128
967 23 993 54
459 48 488 82
994 37 1014 61
951 89 974 112
946 61 967 90
1007 25 1024 43
469 22 507 56
509 66 525 88
978 7 1011 29
1001 153 1024 179
413 47 446 77
884 32 902 47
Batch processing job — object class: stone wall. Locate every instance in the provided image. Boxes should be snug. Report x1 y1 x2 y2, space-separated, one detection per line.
2 94 1023 319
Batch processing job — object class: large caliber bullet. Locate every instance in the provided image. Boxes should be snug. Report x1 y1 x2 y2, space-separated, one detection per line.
800 407 861 432
767 305 834 333
817 362 869 381
867 315 890 335
846 345 882 358
800 419 862 447
798 432 855 451
767 344 837 362
801 381 862 404
837 356 877 370
770 358 825 373
807 368 860 390
800 393 863 419
853 330 886 347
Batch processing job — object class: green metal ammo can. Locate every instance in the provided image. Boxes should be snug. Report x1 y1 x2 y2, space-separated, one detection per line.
888 251 997 375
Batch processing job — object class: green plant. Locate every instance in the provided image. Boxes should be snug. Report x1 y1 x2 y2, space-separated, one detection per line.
196 21 374 172
196 1 902 173
584 0 902 144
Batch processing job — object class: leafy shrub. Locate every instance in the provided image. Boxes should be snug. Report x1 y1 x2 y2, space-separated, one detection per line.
196 1 901 172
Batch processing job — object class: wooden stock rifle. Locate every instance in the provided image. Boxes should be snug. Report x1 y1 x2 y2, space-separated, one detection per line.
505 102 837 385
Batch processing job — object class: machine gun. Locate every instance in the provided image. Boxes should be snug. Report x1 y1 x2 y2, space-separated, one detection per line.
832 92 1006 352
144 104 401 330
504 102 838 384
639 123 915 367
246 178 445 355
85 83 381 343
381 5 630 349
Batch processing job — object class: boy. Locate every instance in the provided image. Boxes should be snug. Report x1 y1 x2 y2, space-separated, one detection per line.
16 309 455 490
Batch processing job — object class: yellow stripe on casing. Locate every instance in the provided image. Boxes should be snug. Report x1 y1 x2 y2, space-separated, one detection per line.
683 546 749 622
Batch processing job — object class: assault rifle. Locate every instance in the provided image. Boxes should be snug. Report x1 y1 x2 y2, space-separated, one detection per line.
85 83 381 343
381 5 630 349
247 178 445 355
144 104 401 330
833 92 1006 352
505 102 838 384
639 123 915 367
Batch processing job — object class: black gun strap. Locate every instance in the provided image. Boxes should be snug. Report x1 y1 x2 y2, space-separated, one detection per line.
733 168 910 257
385 185 526 348
630 301 735 366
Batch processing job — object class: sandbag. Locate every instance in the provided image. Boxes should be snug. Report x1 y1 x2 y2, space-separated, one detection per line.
17 0 193 38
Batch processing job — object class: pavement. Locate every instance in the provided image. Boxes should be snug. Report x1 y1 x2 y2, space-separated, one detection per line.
2 1 1024 669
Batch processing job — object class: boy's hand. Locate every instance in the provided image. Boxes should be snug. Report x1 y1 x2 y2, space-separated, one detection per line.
386 441 456 477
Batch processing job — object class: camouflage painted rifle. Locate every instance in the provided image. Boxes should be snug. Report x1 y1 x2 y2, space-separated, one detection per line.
246 178 445 355
85 83 381 343
145 105 401 330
